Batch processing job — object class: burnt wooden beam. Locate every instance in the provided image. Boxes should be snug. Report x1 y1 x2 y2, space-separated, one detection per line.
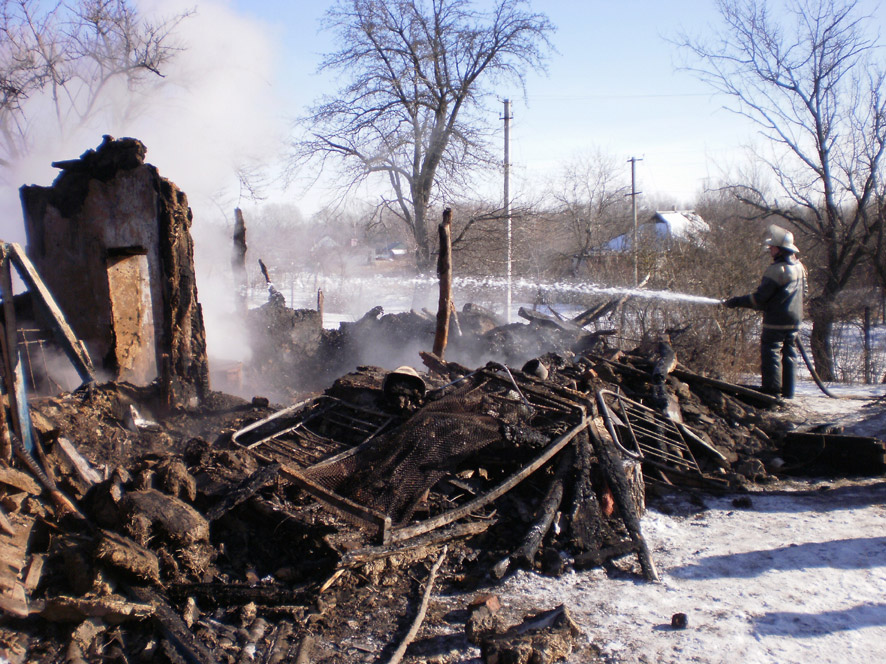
571 285 641 328
492 448 572 579
166 582 311 609
433 208 453 359
588 398 659 582
7 243 95 383
206 462 281 522
670 365 779 407
38 595 154 623
518 307 582 332
572 300 619 328
418 351 471 380
340 520 492 568
591 352 780 408
565 429 607 552
128 586 217 664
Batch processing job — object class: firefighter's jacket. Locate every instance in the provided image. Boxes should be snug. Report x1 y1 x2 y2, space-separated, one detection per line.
730 254 807 330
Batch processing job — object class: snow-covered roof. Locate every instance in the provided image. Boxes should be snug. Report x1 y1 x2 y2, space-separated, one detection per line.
603 210 709 252
652 210 710 239
311 235 339 251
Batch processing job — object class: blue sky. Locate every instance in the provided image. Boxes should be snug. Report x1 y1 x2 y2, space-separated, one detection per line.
225 0 786 208
5 0 884 234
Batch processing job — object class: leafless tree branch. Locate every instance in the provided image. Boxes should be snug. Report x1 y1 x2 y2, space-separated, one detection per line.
675 0 886 379
293 0 554 272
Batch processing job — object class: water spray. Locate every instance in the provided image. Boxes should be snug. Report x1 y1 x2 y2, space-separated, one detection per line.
394 274 723 307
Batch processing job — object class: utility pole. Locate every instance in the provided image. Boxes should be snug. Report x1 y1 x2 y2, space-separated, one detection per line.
628 156 643 286
503 98 513 322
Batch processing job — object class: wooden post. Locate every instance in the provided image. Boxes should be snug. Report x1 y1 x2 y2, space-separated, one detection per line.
0 249 24 446
317 289 324 328
7 244 95 383
433 208 453 359
232 208 248 314
863 306 872 384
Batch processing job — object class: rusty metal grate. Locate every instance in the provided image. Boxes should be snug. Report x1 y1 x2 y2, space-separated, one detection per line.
596 389 703 479
232 396 396 469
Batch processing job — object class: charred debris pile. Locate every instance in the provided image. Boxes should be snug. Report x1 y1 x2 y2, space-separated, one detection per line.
1 340 883 662
1 137 883 663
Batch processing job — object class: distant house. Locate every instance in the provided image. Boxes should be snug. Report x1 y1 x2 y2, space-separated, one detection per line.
375 242 409 260
605 210 709 252
311 235 340 253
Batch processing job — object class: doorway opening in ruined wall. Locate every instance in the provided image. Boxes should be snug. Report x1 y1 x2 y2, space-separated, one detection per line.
106 247 157 384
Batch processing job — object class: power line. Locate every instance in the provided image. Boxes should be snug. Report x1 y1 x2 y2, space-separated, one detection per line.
526 92 711 101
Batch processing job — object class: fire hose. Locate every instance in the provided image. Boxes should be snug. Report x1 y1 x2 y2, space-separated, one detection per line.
795 336 839 399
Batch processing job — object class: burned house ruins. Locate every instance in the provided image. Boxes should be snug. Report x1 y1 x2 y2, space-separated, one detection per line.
0 138 882 663
19 136 209 407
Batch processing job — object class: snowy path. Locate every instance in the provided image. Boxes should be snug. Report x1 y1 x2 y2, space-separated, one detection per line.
463 481 886 664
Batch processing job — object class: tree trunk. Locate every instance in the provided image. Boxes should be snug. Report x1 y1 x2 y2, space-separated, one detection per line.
412 193 433 273
809 296 836 382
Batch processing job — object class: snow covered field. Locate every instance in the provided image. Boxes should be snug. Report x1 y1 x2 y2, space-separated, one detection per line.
434 381 886 664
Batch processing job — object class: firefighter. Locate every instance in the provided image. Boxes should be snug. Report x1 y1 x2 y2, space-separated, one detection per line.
722 225 807 399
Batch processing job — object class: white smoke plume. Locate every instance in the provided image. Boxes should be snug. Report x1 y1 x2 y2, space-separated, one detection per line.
0 0 295 371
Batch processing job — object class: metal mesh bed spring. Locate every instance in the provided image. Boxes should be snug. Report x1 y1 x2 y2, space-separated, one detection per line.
232 396 396 468
302 370 562 524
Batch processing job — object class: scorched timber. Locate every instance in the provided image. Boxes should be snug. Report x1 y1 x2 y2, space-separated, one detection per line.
492 447 572 579
388 418 590 543
588 413 659 582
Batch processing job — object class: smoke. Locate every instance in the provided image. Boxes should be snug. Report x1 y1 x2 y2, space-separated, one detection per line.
121 0 288 212
2 1 284 229
0 0 297 369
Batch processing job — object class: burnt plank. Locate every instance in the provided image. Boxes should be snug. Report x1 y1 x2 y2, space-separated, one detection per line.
206 462 281 522
128 586 217 664
7 243 95 383
782 432 886 474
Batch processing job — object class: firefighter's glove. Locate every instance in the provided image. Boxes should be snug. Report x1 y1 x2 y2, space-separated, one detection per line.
722 297 741 308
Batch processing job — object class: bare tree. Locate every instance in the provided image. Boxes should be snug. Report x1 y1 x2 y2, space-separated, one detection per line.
297 0 554 273
0 0 189 174
678 0 886 380
546 150 631 277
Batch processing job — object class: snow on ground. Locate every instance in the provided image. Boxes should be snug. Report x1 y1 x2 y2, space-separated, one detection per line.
435 380 886 664
487 481 886 664
786 381 886 438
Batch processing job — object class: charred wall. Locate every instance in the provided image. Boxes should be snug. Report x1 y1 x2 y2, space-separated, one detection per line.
19 136 209 406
